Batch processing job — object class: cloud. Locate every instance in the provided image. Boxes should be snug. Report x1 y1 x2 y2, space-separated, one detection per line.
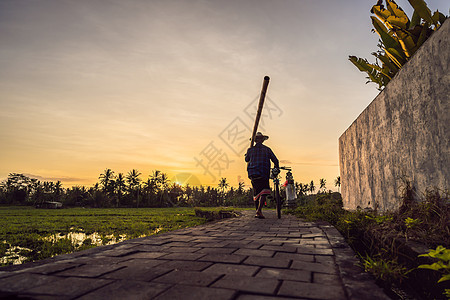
22 173 84 183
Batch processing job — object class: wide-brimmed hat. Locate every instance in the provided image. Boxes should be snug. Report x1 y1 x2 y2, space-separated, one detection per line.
255 132 269 141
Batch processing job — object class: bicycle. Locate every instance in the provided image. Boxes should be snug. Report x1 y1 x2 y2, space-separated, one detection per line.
271 166 292 219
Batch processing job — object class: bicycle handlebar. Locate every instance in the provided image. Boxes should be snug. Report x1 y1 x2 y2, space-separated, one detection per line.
275 166 291 171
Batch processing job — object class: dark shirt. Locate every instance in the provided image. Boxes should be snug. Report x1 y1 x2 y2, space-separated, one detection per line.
245 142 279 179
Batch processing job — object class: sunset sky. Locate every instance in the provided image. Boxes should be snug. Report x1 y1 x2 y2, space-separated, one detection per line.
1 0 448 189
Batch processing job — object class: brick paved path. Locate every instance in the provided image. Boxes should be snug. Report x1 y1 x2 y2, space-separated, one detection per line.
0 211 390 299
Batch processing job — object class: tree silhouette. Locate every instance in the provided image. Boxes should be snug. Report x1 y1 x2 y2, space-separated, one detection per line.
115 173 126 207
309 180 315 194
218 178 229 204
99 169 115 193
319 178 326 193
334 176 341 193
126 169 142 207
237 181 245 195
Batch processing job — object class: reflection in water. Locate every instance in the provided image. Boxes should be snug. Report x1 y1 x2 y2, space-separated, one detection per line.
0 243 32 265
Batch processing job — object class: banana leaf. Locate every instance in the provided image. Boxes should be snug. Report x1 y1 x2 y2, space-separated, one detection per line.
407 0 435 26
372 5 394 29
386 0 409 29
349 56 388 89
409 10 421 29
416 22 430 49
368 62 392 80
394 27 416 57
384 48 406 68
371 16 404 55
372 52 399 74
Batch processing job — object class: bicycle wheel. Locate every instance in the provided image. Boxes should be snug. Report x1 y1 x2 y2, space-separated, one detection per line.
275 181 281 219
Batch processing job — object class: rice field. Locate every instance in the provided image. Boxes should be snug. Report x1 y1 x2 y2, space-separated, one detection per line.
0 206 210 266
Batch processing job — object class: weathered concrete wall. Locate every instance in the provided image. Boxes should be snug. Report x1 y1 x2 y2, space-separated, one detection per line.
339 20 449 212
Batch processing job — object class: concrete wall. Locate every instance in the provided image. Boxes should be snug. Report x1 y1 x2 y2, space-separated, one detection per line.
339 20 449 212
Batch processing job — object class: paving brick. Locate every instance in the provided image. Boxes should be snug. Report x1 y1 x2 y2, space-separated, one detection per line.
313 273 342 285
223 241 252 248
21 263 80 275
203 263 259 276
199 254 247 264
191 236 220 242
122 252 168 259
196 247 237 254
256 267 310 282
302 233 326 238
153 270 221 286
195 242 230 248
243 256 290 268
273 252 314 262
164 241 197 247
101 266 170 281
97 248 138 257
161 235 196 242
260 245 297 253
296 246 333 256
66 256 131 265
157 260 212 271
302 239 331 246
116 258 166 268
281 239 301 245
234 249 275 257
55 263 123 277
154 284 236 300
236 294 299 300
159 252 205 261
130 245 169 252
278 280 346 300
314 255 335 265
315 244 333 249
212 275 279 294
165 246 202 253
290 261 337 274
78 280 170 300
0 273 63 293
25 277 113 298
0 272 13 279
16 293 68 300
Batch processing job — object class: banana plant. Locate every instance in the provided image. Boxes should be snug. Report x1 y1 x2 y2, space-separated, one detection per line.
349 0 447 90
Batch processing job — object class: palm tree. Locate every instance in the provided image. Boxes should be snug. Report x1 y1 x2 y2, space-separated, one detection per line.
99 169 115 193
218 178 229 204
218 178 229 194
54 181 62 200
296 182 304 197
126 169 142 207
334 176 341 193
160 173 169 190
309 180 315 195
319 178 326 193
237 181 245 195
115 173 126 207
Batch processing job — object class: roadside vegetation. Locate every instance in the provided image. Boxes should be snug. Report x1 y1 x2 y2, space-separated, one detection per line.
287 186 449 299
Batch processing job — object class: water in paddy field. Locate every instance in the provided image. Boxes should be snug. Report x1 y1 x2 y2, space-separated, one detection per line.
1 227 162 265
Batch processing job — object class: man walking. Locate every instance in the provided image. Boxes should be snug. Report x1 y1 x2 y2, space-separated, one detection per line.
245 132 279 219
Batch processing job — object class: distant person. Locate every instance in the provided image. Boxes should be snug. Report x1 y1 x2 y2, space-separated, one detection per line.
245 132 279 219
